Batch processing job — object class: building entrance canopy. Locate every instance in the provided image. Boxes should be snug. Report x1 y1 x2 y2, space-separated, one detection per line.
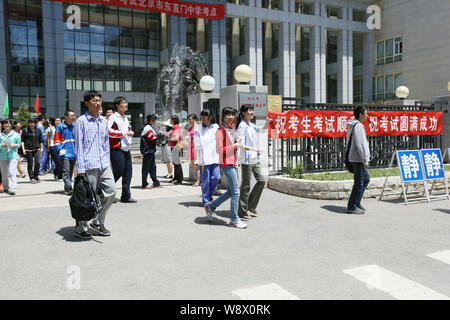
49 0 225 19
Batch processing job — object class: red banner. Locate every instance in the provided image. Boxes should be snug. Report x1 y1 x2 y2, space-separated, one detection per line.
51 0 225 19
268 110 443 139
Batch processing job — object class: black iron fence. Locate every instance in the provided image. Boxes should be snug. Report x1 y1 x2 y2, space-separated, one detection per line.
268 99 442 175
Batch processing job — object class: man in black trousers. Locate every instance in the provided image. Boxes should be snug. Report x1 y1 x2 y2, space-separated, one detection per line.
107 96 137 203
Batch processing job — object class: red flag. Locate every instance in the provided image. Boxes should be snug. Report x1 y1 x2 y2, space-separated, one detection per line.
34 94 40 115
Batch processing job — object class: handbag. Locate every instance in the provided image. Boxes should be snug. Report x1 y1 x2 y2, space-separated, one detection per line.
344 127 355 173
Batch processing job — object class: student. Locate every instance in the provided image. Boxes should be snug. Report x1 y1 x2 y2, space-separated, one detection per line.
36 114 49 174
108 96 136 203
236 104 272 219
206 107 247 229
187 114 200 186
0 120 21 195
346 106 371 214
160 121 173 179
12 121 26 178
105 108 114 118
140 114 161 189
168 115 183 184
54 110 77 195
21 119 43 183
194 109 220 217
73 90 116 240
47 117 63 181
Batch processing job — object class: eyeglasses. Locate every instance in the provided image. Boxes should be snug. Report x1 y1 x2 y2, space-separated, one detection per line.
90 99 102 103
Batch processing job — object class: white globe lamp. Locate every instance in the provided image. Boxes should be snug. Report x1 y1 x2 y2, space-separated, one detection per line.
234 64 253 84
395 86 409 100
199 75 215 93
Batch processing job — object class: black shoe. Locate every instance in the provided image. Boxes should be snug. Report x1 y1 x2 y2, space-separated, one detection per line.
90 223 111 236
120 197 137 203
73 230 93 240
358 204 366 211
65 190 73 196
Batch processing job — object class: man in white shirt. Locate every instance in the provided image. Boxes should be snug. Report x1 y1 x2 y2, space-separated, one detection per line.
194 109 220 219
108 96 136 203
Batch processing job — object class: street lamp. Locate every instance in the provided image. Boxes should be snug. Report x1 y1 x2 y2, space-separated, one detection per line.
234 64 253 84
395 86 409 100
199 75 215 93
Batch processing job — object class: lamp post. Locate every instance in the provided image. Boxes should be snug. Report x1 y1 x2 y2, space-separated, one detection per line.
395 85 409 100
234 64 253 84
199 75 215 93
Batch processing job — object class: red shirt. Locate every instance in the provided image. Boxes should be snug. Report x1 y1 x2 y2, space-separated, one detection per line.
216 123 237 168
169 124 181 147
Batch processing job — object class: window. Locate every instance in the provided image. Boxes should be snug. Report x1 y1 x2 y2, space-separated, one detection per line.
376 41 384 65
327 30 338 64
300 27 310 61
394 37 403 61
353 9 366 22
262 0 280 10
376 37 403 65
373 73 402 101
62 3 162 93
326 6 341 19
295 1 314 14
353 78 363 103
6 0 45 112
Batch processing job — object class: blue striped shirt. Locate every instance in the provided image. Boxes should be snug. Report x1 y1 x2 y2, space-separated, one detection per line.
74 112 110 174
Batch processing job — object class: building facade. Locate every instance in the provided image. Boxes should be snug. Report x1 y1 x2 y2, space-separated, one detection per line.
373 0 450 103
0 0 375 126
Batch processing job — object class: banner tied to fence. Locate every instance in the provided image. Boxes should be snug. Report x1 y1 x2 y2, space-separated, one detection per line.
51 0 225 19
268 110 443 139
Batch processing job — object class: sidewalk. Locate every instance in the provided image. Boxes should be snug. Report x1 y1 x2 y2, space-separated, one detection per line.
0 162 199 212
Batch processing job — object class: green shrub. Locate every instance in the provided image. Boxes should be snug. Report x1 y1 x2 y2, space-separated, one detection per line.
286 160 304 179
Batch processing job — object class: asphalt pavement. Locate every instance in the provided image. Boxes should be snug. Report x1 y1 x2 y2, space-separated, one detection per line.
0 163 449 300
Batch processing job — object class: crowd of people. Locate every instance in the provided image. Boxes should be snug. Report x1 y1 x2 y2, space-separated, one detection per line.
0 90 274 238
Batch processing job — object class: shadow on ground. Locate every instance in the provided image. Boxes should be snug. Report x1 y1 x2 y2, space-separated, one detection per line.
46 190 67 195
320 205 349 214
194 216 229 227
56 227 103 243
179 201 203 208
433 208 450 215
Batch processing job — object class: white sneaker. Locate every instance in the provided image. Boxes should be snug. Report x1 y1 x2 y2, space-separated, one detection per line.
204 205 213 221
230 219 247 229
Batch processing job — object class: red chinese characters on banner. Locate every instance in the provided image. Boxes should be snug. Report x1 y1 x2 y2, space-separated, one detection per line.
268 110 443 139
50 0 225 20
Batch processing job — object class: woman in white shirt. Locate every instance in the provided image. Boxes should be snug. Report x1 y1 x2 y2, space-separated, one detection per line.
236 104 271 219
194 109 220 216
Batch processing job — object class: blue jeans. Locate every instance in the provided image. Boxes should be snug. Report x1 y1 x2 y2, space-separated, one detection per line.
200 164 220 206
347 162 370 210
210 165 240 222
39 147 49 173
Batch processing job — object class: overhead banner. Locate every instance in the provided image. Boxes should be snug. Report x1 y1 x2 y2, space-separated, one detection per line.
268 110 443 138
51 0 225 19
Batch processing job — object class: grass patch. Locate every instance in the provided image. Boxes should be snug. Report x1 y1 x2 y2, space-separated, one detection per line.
300 164 450 181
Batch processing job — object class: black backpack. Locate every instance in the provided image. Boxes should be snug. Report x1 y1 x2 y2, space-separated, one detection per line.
345 127 355 173
69 175 99 221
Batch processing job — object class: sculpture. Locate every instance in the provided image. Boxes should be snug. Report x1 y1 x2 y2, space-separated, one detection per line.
157 44 208 119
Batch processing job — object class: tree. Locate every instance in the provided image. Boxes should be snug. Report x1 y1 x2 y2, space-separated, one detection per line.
14 103 31 125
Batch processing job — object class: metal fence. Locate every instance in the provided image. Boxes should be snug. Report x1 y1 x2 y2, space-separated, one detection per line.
268 98 441 175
